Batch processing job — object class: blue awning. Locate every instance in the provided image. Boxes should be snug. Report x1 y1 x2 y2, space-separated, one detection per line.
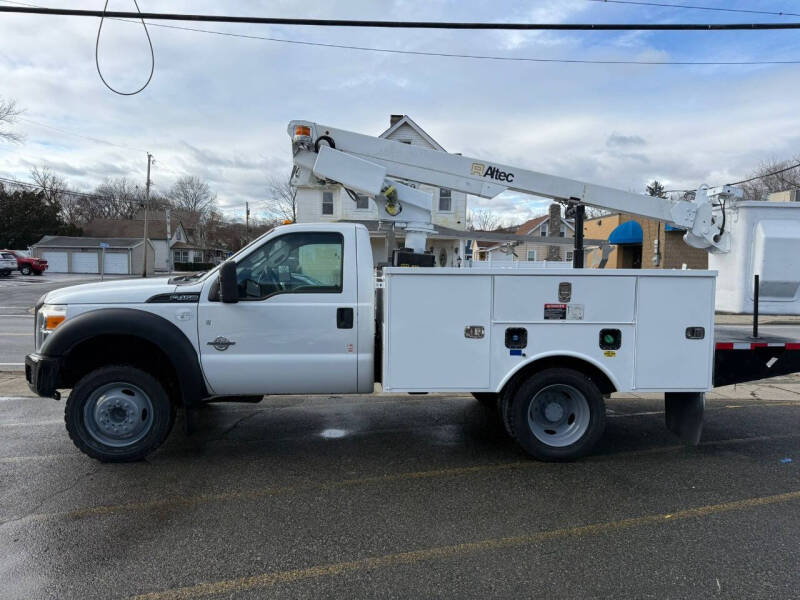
608 220 643 245
664 223 684 232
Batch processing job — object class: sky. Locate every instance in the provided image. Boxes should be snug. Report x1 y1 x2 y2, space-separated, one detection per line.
1 0 800 224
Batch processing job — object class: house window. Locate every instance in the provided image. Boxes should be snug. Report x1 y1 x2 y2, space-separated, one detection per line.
560 225 566 237
193 253 202 263
439 188 452 212
566 250 574 262
176 230 182 241
355 194 369 210
322 191 334 215
527 250 536 261
540 226 547 237
175 250 188 263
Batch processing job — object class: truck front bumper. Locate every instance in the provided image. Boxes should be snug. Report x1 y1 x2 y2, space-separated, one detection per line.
25 353 61 398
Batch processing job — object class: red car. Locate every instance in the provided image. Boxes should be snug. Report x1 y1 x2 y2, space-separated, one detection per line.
2 250 48 275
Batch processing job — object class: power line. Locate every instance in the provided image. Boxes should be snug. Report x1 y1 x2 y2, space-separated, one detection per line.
2 1 796 66
117 21 800 66
586 0 800 19
16 117 148 153
729 161 800 186
0 175 107 200
95 0 154 95
665 160 800 193
3 5 800 30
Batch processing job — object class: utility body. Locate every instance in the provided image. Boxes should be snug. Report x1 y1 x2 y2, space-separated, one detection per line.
25 122 800 462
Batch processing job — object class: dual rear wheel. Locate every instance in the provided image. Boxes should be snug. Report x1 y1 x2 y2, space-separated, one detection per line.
483 368 606 461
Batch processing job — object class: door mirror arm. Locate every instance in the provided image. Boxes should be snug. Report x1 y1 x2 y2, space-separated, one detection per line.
218 261 239 304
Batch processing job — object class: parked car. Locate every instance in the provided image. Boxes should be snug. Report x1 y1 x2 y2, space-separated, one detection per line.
2 250 47 275
0 251 17 277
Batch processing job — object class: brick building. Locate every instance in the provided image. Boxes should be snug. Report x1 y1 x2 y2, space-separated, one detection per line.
584 212 707 270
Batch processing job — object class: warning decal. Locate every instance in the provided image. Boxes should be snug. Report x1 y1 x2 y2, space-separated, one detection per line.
544 303 567 320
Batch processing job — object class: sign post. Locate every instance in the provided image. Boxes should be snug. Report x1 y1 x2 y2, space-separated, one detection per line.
99 242 109 281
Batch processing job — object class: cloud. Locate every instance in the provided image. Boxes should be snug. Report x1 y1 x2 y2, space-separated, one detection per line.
606 133 647 148
0 0 799 221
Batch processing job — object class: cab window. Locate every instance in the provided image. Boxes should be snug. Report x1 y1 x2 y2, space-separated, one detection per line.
234 232 343 300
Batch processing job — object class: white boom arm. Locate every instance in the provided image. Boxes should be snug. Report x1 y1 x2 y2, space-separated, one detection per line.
288 120 740 254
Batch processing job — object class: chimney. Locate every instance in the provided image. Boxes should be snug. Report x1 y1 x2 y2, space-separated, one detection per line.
547 203 562 260
390 114 404 127
548 203 562 232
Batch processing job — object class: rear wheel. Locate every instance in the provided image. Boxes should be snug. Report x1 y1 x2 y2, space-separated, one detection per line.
19 265 31 275
65 365 176 462
510 368 605 461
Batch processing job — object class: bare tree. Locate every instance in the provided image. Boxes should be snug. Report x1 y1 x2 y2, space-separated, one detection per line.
467 209 502 231
93 177 144 220
266 174 297 223
0 97 22 143
169 176 216 220
30 166 85 226
741 157 800 200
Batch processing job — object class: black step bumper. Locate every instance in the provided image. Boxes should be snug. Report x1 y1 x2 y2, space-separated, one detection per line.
25 353 61 398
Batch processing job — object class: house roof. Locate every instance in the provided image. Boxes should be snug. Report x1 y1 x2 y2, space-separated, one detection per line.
82 218 188 240
341 220 597 245
515 214 576 236
32 235 148 249
378 115 446 151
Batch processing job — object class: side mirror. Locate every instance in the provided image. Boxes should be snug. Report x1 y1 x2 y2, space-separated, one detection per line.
218 261 239 304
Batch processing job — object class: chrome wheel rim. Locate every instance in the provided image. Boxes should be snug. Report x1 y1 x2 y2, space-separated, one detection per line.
527 384 590 447
83 382 154 448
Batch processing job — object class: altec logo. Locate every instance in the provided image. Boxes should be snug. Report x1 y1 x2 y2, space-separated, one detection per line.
471 162 515 183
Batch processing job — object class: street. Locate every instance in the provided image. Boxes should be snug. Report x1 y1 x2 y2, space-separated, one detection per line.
0 377 799 599
0 274 132 369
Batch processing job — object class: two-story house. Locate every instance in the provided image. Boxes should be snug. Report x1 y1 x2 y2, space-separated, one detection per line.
293 115 469 267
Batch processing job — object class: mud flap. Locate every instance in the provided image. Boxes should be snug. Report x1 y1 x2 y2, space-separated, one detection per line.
665 392 704 445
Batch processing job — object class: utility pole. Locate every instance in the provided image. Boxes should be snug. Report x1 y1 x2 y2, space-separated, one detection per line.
245 201 250 243
142 152 153 277
165 207 172 275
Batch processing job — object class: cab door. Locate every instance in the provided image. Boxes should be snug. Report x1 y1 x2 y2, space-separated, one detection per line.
197 229 359 395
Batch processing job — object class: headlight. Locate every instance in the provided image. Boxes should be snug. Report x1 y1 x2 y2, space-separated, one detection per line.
36 304 67 351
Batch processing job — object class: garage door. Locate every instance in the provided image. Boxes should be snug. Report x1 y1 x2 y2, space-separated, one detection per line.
103 252 129 274
72 252 99 273
41 251 68 273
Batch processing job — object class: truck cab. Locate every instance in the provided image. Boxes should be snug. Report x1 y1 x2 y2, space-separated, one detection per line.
196 222 375 396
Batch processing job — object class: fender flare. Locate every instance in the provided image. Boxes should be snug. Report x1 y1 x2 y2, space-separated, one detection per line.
41 308 207 406
495 350 622 394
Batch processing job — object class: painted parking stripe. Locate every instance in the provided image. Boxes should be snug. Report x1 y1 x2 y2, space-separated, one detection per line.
130 489 800 600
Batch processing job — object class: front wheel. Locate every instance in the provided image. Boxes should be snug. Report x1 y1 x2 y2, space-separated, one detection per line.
510 368 605 461
19 265 31 275
65 365 176 462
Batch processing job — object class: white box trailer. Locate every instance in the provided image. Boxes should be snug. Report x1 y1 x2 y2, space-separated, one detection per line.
383 268 716 394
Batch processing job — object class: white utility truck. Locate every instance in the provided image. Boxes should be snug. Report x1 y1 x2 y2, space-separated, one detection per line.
25 121 800 462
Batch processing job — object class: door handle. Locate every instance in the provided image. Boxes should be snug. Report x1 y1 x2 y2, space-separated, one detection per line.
337 307 353 329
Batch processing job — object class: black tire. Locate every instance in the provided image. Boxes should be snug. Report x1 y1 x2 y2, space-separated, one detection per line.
19 265 31 275
471 392 499 408
510 368 605 461
65 365 176 462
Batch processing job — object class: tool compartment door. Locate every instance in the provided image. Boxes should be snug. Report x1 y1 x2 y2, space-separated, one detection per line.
635 275 715 390
384 274 492 390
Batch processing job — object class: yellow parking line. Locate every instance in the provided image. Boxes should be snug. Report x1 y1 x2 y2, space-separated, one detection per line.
130 489 800 600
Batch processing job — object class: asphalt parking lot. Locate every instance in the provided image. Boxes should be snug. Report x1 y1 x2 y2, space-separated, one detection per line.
1 374 798 599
